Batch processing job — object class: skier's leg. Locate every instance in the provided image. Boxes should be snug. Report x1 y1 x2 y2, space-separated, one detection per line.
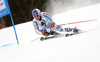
55 25 79 33
45 28 60 36
55 25 72 32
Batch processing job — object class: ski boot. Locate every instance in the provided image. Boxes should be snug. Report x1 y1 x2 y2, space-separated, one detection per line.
65 27 79 37
50 31 60 36
73 27 80 34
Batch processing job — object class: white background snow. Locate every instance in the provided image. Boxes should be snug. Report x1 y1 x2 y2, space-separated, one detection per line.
0 3 100 62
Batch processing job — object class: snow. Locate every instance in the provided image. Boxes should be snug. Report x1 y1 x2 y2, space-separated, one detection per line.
0 3 100 62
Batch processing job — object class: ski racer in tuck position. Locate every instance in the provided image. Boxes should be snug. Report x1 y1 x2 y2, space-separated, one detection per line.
32 9 79 37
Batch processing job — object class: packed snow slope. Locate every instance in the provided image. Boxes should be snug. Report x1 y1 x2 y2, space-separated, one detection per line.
0 4 100 62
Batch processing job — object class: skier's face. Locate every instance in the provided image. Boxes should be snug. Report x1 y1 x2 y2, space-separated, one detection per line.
34 15 40 20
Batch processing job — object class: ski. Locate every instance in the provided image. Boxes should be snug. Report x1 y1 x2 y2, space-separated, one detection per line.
40 34 64 41
40 32 80 41
40 29 92 41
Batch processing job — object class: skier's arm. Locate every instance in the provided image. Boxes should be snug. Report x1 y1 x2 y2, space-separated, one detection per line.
42 12 55 28
33 20 42 35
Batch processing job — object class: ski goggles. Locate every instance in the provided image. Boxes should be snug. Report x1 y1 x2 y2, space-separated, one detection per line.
34 15 39 18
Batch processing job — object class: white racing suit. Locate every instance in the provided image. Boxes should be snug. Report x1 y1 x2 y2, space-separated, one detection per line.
32 12 74 35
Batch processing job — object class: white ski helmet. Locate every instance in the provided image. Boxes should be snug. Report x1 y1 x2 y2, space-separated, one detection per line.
32 9 41 17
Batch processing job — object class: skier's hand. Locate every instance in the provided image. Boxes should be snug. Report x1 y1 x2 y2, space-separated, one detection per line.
50 22 55 28
42 31 49 36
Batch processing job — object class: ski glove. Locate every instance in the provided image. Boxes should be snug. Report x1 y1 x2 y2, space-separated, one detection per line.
50 22 55 28
42 31 49 36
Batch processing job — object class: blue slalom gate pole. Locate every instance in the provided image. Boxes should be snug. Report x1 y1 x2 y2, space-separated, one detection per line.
10 13 19 45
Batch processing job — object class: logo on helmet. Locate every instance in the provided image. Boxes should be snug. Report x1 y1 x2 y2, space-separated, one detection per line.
32 10 39 16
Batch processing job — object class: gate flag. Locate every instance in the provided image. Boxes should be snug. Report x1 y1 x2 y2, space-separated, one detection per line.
0 0 10 17
0 0 19 45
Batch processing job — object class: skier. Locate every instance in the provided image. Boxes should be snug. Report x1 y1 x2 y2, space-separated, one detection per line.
32 8 78 36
